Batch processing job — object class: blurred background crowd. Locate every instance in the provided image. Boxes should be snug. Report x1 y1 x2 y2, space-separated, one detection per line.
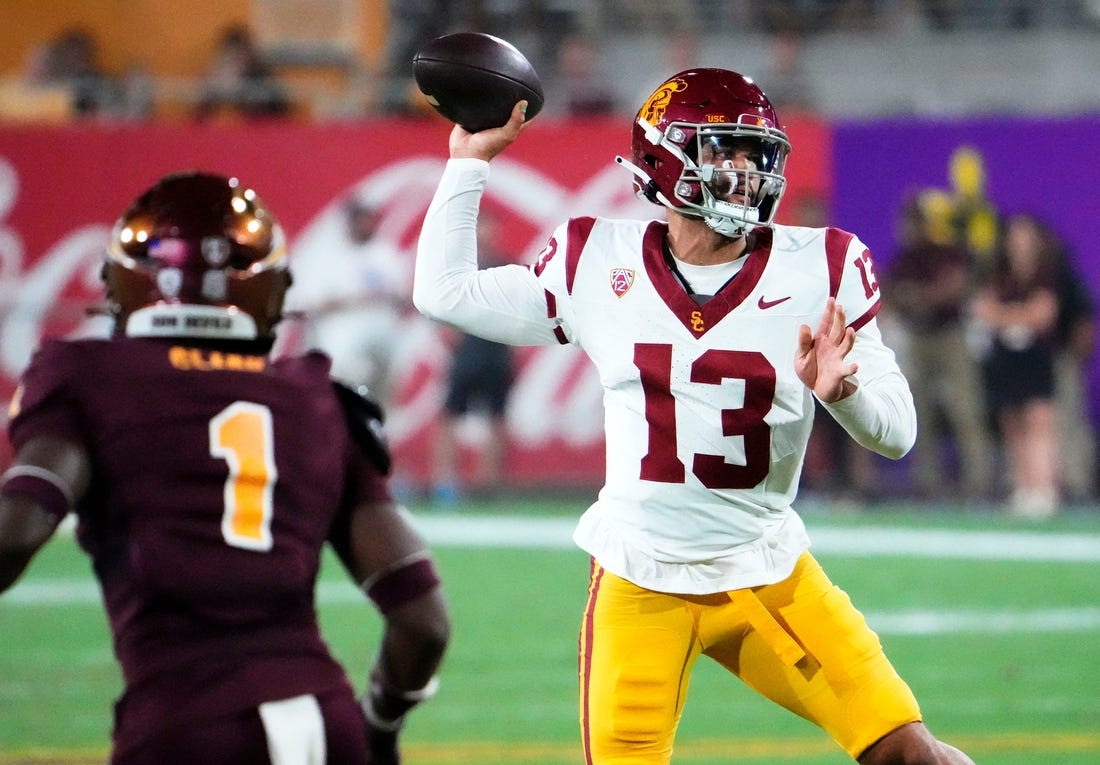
2 0 1100 123
0 0 1097 516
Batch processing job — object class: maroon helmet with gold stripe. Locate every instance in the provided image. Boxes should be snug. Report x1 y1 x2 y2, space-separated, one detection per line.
103 172 291 344
617 68 791 238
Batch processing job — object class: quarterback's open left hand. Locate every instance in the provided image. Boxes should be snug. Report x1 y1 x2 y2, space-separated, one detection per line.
795 297 858 403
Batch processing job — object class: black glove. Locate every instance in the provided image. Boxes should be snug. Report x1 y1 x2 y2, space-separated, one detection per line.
365 721 400 765
361 675 439 765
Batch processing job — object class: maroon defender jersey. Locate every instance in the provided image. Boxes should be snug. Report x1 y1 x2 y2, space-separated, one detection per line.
8 337 390 747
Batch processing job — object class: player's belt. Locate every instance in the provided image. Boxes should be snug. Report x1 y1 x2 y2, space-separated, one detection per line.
728 589 806 666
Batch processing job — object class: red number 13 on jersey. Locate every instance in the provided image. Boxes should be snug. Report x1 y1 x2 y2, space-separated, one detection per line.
634 344 775 490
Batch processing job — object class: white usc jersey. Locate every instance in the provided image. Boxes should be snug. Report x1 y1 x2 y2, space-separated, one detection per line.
416 159 915 594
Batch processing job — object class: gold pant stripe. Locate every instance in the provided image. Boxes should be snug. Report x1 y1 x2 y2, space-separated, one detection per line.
728 588 806 666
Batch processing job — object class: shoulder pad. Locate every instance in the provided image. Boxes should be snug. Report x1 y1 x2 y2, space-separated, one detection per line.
332 381 391 476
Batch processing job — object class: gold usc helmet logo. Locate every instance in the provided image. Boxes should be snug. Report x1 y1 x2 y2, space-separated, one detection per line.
640 78 687 125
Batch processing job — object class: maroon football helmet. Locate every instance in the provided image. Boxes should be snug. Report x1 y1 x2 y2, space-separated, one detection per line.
616 68 791 237
103 172 291 343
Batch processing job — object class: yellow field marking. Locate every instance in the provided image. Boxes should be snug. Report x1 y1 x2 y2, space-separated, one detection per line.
400 732 1100 760
5 732 1100 764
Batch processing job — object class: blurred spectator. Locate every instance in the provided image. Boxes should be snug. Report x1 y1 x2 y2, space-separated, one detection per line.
760 0 814 33
972 213 1062 518
552 34 616 116
760 30 817 112
478 1 591 75
376 0 459 115
759 0 876 33
377 1 586 116
916 0 1064 30
948 146 1000 276
0 43 72 123
0 32 153 124
51 27 123 118
1050 229 1097 503
884 191 995 504
431 212 516 506
1 29 123 121
117 63 156 121
195 24 292 121
299 198 410 409
607 0 700 33
663 28 701 76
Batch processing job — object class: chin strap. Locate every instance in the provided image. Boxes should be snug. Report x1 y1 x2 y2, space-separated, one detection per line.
704 198 759 238
705 215 748 238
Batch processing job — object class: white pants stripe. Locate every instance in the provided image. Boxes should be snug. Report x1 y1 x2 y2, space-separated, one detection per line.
258 694 327 765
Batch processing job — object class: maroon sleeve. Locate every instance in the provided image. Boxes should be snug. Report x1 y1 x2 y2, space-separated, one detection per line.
351 454 393 505
8 340 84 450
367 557 441 614
327 445 394 558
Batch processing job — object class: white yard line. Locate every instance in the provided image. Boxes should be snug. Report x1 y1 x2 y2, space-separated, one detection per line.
51 512 1100 561
5 580 1100 636
863 607 1100 635
807 526 1100 562
411 514 1100 562
9 517 1100 638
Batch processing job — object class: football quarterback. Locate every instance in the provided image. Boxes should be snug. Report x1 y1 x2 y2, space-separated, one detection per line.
414 68 974 765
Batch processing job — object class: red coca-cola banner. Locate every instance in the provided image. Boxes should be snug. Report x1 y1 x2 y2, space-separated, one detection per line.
0 116 831 485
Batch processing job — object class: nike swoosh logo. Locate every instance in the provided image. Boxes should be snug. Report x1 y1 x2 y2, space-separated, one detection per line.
757 295 792 309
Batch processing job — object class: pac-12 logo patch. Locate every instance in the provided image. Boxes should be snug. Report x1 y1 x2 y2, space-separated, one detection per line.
610 268 635 297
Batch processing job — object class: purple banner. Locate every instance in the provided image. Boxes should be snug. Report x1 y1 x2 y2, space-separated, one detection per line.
833 115 1100 423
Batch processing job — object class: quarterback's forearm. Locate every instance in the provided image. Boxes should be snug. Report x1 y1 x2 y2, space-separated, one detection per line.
818 320 917 459
819 373 916 459
414 158 485 319
414 159 555 345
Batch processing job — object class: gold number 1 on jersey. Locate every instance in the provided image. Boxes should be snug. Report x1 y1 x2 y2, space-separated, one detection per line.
209 402 278 551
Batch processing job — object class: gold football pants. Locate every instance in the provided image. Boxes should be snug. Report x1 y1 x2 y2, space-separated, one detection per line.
578 552 922 763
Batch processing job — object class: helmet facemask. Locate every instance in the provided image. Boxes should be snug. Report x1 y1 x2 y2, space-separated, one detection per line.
671 122 789 238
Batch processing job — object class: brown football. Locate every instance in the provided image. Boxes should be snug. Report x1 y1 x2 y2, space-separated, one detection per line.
413 32 544 133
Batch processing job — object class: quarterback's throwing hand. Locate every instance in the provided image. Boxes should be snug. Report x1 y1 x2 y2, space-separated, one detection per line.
449 101 528 162
795 297 858 403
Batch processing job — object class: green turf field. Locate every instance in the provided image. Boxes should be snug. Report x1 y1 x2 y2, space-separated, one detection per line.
2 500 1099 764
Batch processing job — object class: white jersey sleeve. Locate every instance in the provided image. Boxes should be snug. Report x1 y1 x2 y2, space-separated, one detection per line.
819 231 916 459
413 158 565 346
820 317 916 459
